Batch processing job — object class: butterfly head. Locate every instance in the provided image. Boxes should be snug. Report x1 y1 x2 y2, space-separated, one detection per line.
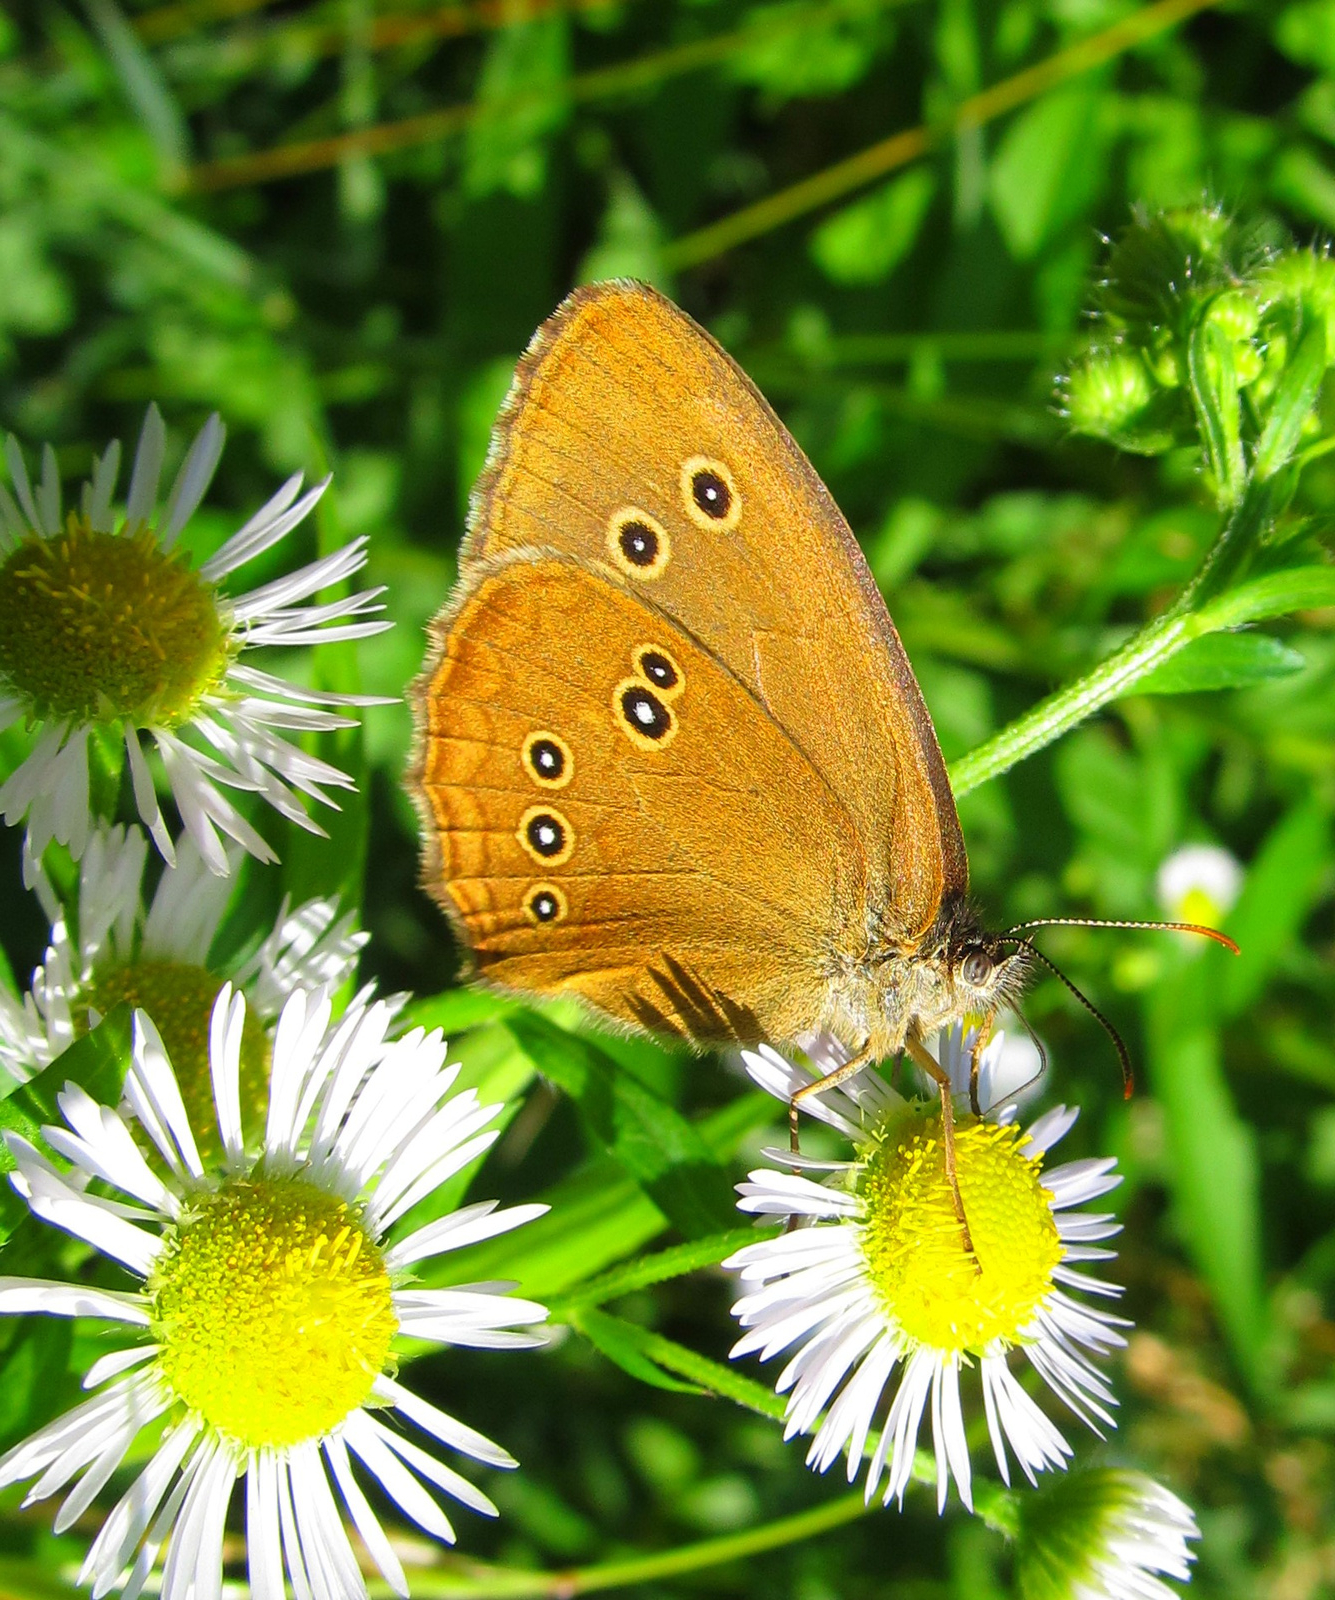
872 897 1032 1048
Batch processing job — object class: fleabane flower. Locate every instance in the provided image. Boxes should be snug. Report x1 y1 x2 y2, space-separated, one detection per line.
1014 1468 1200 1600
726 1026 1128 1512
1156 842 1243 929
0 822 372 1154
0 406 391 879
0 986 547 1599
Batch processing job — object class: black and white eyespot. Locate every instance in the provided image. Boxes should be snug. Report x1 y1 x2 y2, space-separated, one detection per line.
961 949 994 987
680 456 741 532
607 507 671 579
524 882 568 926
634 645 684 701
612 677 678 751
522 730 573 790
517 805 574 866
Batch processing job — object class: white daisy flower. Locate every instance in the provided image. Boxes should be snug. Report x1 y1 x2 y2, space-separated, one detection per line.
726 1025 1128 1513
0 823 370 1157
0 985 547 1599
0 406 392 880
1156 843 1243 928
1014 1468 1200 1600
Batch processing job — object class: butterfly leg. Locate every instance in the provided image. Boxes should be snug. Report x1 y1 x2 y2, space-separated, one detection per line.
967 1013 995 1118
905 1033 977 1263
788 1041 875 1157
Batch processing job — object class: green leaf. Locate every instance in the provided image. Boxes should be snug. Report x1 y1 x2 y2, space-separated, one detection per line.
1187 317 1245 506
988 85 1105 259
1194 565 1335 629
422 1094 774 1301
809 169 936 285
1217 800 1331 1018
1146 978 1269 1395
401 988 520 1036
1134 630 1305 693
549 1227 770 1319
572 1306 704 1393
504 1014 737 1239
13 1004 134 1127
1254 320 1327 479
575 1311 787 1420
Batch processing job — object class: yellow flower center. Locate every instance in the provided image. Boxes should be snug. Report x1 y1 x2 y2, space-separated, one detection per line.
150 1178 397 1449
0 517 229 727
858 1109 1062 1356
81 960 271 1161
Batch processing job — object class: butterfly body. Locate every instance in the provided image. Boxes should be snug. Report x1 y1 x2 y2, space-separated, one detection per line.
409 281 1027 1077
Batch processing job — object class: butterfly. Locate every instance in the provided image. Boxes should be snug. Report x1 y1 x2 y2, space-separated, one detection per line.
408 280 1036 1238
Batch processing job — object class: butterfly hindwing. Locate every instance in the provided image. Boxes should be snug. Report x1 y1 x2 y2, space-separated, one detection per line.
410 551 869 1043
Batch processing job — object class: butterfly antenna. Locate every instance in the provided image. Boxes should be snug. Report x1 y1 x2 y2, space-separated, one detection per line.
1004 938 1135 1099
1006 916 1240 955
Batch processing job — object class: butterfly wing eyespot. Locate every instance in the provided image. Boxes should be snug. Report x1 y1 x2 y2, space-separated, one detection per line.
522 730 573 789
607 507 670 578
634 646 684 700
517 804 574 865
524 883 568 925
680 456 741 532
613 677 678 750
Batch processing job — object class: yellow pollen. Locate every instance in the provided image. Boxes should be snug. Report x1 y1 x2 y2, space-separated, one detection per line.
0 516 230 727
81 961 271 1161
150 1179 396 1449
858 1109 1062 1356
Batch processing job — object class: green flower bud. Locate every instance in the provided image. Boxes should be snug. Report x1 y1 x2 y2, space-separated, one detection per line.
1207 288 1260 341
1064 346 1177 453
1233 339 1264 386
1148 333 1184 389
1257 249 1335 356
1015 1468 1199 1600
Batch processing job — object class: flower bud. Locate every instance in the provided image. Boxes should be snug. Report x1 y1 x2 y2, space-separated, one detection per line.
1015 1468 1199 1600
1064 347 1176 453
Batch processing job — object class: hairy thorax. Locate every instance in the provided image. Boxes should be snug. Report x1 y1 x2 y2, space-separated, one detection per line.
820 895 1032 1061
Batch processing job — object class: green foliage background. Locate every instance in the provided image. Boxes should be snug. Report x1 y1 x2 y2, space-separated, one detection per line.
0 0 1334 1594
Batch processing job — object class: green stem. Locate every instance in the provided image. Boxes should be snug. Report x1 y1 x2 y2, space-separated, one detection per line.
948 611 1189 796
367 1492 874 1599
949 471 1277 798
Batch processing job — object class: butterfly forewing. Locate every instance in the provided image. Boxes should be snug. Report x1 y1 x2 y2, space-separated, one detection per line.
411 552 869 1043
462 281 967 941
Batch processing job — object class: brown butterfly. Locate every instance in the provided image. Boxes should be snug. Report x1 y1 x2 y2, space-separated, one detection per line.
407 280 1049 1240
409 282 1239 1241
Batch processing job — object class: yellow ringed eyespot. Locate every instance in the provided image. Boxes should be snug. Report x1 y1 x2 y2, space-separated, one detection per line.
606 507 670 579
680 457 741 532
521 730 573 789
517 805 574 866
633 645 684 700
612 677 677 751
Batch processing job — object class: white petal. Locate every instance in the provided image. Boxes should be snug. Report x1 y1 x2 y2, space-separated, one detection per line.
344 1410 456 1545
159 414 224 549
125 405 165 530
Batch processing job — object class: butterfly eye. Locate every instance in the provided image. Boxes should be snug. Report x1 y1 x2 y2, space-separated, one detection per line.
681 457 741 532
517 806 574 865
607 508 670 579
962 950 994 987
